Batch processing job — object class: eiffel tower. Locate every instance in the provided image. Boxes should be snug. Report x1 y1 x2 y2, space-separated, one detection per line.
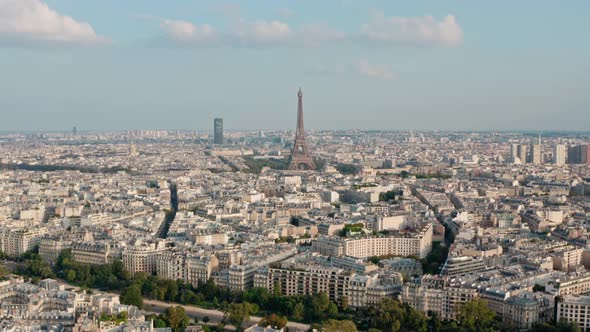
288 88 316 170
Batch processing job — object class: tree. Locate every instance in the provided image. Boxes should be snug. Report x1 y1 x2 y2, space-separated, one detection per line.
292 302 304 320
363 298 428 332
66 269 77 282
322 319 358 332
340 296 349 311
117 311 128 322
166 279 179 302
368 298 403 331
224 302 258 331
202 316 210 324
112 259 129 281
456 298 496 332
530 320 581 332
306 292 330 320
20 256 55 279
244 287 271 308
163 306 190 332
428 312 443 332
403 303 428 332
259 313 288 329
327 303 339 316
153 318 167 328
121 284 143 309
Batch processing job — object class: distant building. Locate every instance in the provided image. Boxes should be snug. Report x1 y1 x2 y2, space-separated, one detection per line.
312 223 433 259
557 295 590 331
122 240 170 275
156 251 219 287
531 144 541 164
0 227 48 257
519 144 528 164
440 256 486 276
214 118 224 144
71 241 114 265
568 144 589 164
531 135 542 164
510 144 520 163
554 144 566 165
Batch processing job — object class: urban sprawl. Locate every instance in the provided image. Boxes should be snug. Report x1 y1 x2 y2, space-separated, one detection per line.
0 95 590 332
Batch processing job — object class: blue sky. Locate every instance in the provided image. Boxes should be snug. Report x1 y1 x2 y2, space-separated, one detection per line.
0 0 589 131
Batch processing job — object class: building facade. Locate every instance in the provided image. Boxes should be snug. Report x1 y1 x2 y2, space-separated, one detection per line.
214 118 224 145
312 223 433 259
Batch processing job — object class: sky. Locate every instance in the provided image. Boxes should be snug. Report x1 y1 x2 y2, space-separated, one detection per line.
0 0 589 132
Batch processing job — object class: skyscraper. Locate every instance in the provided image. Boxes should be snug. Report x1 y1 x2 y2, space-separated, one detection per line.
554 144 566 166
531 135 542 164
568 144 590 164
510 144 519 163
531 145 541 164
518 144 528 164
213 118 223 145
288 88 316 170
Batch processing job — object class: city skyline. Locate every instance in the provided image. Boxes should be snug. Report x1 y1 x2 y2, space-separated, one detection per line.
1 0 589 131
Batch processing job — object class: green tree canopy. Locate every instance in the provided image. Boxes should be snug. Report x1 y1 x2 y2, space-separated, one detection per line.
456 298 496 332
224 302 258 331
120 283 143 309
322 319 358 332
259 313 288 329
163 306 190 332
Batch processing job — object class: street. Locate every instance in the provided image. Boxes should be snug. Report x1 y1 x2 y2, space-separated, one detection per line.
56 279 310 331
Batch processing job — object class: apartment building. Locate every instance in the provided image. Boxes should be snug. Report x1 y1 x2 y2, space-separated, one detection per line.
550 275 590 296
402 276 477 320
557 295 590 331
229 264 259 292
122 240 170 275
440 256 487 276
552 247 584 272
312 223 433 259
39 237 70 263
156 251 219 286
0 227 48 257
254 265 397 308
71 241 113 265
502 292 553 330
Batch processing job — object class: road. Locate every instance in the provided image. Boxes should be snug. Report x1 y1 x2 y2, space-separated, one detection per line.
144 298 310 331
58 280 309 332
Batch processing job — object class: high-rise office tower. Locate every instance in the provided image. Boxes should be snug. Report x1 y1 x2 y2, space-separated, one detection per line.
531 145 541 164
554 144 566 166
288 88 316 170
72 126 77 136
531 135 542 164
213 118 224 144
568 144 590 164
510 144 519 163
518 144 528 164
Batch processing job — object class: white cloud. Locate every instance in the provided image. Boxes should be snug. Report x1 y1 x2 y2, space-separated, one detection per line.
307 60 394 81
300 23 345 47
233 19 292 45
0 0 108 45
357 59 394 80
360 14 463 47
155 13 462 48
161 19 214 42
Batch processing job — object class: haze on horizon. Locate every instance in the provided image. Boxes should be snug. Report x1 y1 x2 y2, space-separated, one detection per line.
0 0 589 132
